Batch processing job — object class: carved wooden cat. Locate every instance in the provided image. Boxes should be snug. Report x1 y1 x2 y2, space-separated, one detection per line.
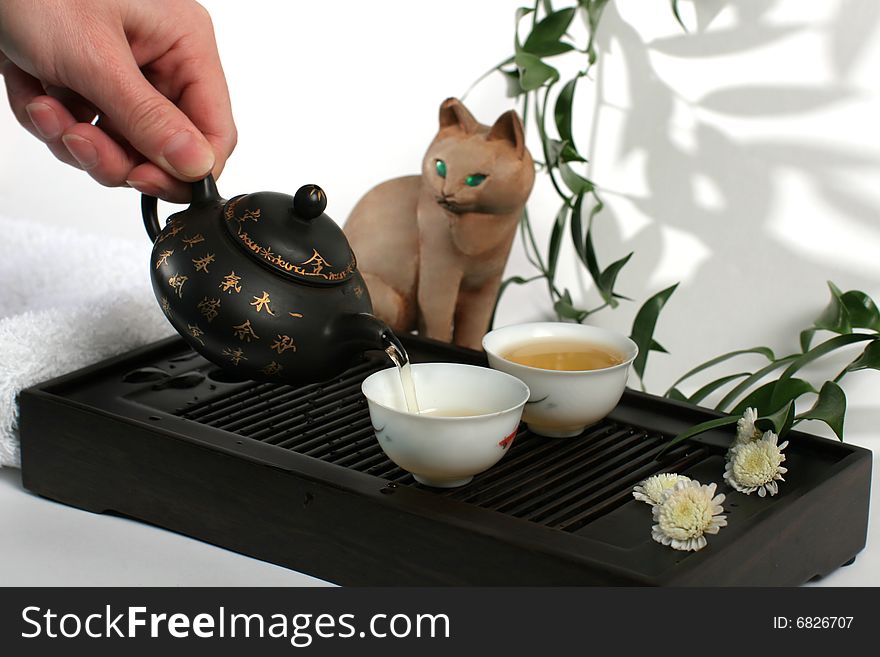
344 98 535 349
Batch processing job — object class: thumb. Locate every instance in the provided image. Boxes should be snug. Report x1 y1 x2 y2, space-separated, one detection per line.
73 45 215 181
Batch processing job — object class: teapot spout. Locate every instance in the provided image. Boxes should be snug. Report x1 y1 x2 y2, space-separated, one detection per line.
331 313 404 360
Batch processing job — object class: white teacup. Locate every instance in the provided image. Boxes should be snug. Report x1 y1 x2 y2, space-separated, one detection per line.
482 322 638 438
361 363 530 487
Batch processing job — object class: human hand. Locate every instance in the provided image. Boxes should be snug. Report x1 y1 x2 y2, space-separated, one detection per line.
0 0 236 201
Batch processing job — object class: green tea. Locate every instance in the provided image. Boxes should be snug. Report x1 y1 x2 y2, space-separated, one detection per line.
419 408 486 417
502 340 623 371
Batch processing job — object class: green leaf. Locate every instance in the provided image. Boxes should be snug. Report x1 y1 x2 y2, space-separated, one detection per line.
665 347 776 395
772 333 876 407
663 415 739 454
513 5 536 51
522 8 576 56
667 387 688 402
582 0 610 65
732 377 816 417
575 195 605 292
514 52 560 91
559 161 594 195
802 282 880 349
554 77 578 147
528 41 576 57
840 289 880 332
553 289 587 322
800 328 816 352
597 252 633 308
515 5 536 28
846 339 880 373
715 357 796 412
670 0 688 32
546 202 570 281
554 297 586 322
755 400 795 437
583 230 609 305
519 206 546 271
500 67 525 98
796 380 846 441
629 284 678 381
545 139 585 168
569 192 587 263
651 339 667 353
814 281 852 334
687 372 751 406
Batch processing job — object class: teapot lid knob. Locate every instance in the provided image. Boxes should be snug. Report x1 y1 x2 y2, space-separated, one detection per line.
293 184 327 220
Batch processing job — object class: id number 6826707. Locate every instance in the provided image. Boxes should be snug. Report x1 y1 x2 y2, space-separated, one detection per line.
773 617 853 629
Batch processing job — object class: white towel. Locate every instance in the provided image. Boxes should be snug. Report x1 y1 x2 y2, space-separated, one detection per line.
0 215 174 468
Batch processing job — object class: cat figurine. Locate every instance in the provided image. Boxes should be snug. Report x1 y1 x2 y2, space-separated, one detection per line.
344 97 535 350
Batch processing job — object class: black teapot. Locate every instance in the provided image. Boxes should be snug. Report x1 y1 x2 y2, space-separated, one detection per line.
142 175 403 384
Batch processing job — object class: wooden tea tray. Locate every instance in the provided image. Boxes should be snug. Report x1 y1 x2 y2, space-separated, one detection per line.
18 335 871 585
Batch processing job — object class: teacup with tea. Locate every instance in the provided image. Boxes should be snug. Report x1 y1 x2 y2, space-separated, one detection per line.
483 322 638 437
361 362 530 487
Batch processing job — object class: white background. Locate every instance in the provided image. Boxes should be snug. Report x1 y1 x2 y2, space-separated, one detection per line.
1 0 878 585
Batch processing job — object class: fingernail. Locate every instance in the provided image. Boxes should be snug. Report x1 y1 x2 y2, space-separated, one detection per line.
126 179 162 196
61 134 98 170
161 131 214 179
25 102 61 140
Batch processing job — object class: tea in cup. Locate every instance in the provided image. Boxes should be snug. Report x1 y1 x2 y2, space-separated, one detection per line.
361 363 530 487
483 322 638 437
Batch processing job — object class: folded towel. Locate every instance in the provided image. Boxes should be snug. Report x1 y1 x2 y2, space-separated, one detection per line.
0 215 174 468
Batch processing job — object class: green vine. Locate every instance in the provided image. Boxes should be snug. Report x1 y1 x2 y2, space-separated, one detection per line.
473 0 676 388
476 1 878 443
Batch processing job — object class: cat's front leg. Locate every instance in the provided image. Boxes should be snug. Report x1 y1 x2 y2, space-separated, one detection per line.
453 276 502 350
416 260 463 343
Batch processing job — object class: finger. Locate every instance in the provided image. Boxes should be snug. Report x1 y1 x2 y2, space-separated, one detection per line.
59 111 201 199
44 85 99 124
2 66 102 170
92 111 231 185
61 121 142 187
176 75 236 180
45 138 85 169
29 95 92 169
143 16 237 177
1 60 47 139
9 81 89 171
126 162 190 203
68 38 216 182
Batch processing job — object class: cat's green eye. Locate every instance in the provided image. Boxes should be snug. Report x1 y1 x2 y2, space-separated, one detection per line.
465 174 487 187
435 159 447 178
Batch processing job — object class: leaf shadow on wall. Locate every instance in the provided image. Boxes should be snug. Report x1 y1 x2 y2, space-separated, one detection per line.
568 0 880 393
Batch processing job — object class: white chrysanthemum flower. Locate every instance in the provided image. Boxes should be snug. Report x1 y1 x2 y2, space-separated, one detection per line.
651 480 727 552
724 430 788 497
735 407 762 446
633 473 692 506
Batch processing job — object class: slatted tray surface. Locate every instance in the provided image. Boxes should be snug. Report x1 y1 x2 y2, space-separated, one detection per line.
19 335 872 585
177 360 707 534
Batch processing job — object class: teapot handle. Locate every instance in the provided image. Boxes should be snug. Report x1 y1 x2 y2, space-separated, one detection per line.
142 175 221 242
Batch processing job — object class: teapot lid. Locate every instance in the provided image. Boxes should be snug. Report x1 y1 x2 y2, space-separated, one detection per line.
222 184 356 286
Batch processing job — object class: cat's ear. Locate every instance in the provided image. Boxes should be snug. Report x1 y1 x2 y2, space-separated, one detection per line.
438 97 479 134
487 110 526 158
